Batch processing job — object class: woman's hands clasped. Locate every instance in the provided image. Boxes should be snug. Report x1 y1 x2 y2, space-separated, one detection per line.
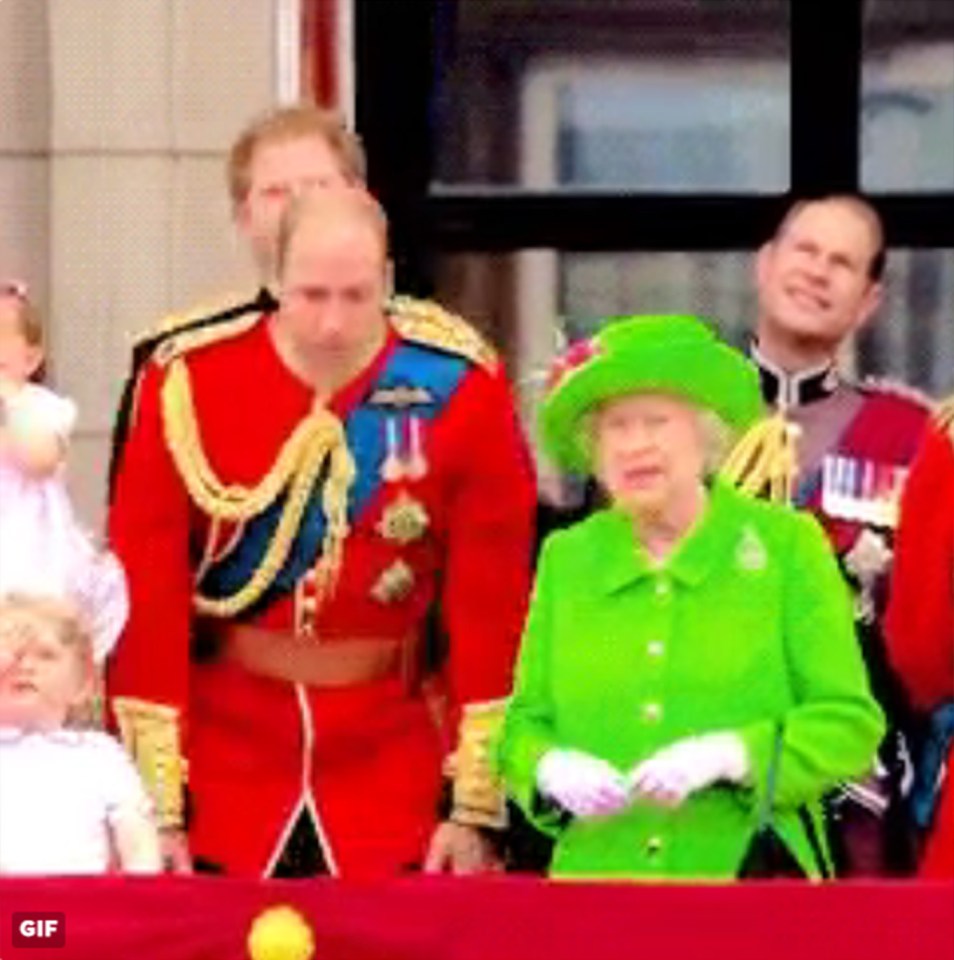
537 733 751 819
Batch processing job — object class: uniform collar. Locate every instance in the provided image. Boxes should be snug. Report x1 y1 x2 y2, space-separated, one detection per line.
599 479 743 594
751 341 840 409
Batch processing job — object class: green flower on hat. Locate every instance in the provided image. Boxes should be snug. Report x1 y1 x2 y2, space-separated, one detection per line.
540 315 765 475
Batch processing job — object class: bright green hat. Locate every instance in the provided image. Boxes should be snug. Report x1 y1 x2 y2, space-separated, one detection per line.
540 315 764 474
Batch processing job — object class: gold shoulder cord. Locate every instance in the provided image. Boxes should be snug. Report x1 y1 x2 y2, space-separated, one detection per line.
720 414 801 504
160 357 355 617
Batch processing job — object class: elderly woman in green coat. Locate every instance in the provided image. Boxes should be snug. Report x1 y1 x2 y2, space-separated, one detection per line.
498 315 884 880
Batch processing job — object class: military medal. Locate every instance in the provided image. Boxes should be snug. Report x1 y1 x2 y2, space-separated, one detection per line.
844 528 893 624
380 414 430 483
404 416 428 480
370 559 415 604
382 417 405 482
377 491 430 545
372 381 434 484
822 455 906 528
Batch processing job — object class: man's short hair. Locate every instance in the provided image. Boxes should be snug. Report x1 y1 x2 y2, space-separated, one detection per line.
227 103 367 208
275 188 390 278
774 194 887 282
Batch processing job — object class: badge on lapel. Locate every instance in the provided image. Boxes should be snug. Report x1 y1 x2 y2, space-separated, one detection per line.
736 525 768 573
369 384 434 408
370 559 415 604
377 492 430 545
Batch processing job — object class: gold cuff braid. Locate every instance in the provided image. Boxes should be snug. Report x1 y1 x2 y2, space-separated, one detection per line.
450 699 508 829
113 697 187 829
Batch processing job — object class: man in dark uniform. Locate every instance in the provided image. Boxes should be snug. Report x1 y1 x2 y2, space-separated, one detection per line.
749 195 932 874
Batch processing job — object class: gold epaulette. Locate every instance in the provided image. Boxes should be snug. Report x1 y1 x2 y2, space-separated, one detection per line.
389 296 498 373
112 697 187 829
860 376 935 411
152 310 262 367
449 699 508 829
720 414 801 504
132 290 259 342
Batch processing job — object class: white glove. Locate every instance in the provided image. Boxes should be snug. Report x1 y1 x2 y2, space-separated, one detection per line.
628 732 750 809
536 748 631 819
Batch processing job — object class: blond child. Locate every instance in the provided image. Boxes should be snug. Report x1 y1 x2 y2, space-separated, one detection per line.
0 282 127 660
0 594 161 875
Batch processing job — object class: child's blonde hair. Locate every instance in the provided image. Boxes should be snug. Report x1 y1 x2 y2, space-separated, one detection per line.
0 281 43 348
0 281 46 381
0 593 96 725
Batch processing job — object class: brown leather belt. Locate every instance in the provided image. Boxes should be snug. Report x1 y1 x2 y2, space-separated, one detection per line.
220 625 414 688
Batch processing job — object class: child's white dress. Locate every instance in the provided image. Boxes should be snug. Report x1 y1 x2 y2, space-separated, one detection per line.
0 727 153 875
0 383 127 660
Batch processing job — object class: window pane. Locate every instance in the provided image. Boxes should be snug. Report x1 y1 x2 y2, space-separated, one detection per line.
858 249 954 394
435 248 954 466
560 252 756 348
432 0 791 192
861 0 954 192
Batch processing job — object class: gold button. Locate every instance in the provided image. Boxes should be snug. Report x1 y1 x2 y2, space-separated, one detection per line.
646 836 663 855
654 579 671 599
647 640 664 658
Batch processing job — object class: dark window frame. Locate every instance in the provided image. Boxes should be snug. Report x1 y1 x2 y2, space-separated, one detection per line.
355 0 954 292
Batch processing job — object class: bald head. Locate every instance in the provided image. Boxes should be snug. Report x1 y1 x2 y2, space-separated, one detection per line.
276 188 389 280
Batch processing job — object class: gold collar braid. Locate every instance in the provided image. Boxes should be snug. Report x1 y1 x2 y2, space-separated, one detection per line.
161 358 355 617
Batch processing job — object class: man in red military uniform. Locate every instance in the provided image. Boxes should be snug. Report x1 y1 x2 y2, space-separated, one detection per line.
107 188 535 878
885 403 954 878
747 195 932 873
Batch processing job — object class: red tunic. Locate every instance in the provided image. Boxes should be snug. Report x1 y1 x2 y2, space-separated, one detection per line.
885 422 954 878
107 315 535 878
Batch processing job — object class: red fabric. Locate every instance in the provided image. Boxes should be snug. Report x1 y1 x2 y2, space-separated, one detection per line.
886 424 954 878
107 318 535 877
1 876 952 960
303 0 338 107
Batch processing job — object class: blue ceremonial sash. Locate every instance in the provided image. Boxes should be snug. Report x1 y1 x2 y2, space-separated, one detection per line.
198 341 468 611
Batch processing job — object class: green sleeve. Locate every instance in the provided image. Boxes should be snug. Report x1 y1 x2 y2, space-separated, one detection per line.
495 533 565 834
738 512 885 810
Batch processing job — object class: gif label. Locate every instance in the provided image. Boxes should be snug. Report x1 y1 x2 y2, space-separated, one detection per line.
12 913 66 948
